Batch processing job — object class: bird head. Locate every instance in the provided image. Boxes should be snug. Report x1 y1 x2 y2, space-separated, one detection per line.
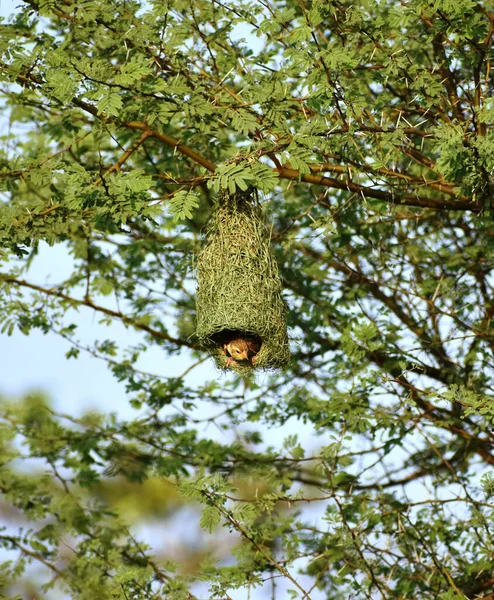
227 339 250 362
230 346 249 361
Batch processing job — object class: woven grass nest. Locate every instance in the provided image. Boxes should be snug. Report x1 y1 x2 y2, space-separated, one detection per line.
196 188 290 373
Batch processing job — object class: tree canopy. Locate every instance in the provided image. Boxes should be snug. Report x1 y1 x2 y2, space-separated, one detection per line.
1 0 494 598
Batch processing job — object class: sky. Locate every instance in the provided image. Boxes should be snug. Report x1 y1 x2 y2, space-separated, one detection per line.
0 0 126 414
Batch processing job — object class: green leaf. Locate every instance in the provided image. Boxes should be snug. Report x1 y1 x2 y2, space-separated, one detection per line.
168 190 200 221
199 505 221 533
97 90 123 116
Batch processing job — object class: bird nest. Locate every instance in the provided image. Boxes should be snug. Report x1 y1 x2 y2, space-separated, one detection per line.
196 188 290 373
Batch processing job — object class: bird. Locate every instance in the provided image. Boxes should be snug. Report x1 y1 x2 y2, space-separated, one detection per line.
224 337 261 368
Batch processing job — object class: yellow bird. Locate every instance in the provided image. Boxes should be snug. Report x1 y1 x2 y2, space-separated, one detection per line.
224 337 260 368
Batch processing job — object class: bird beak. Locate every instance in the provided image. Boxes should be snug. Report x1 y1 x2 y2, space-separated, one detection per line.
241 351 249 361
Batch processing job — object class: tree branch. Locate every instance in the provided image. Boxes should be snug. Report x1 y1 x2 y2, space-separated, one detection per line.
0 275 197 350
126 121 217 172
275 167 479 212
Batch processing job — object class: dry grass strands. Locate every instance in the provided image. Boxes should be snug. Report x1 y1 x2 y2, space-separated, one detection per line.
196 188 290 372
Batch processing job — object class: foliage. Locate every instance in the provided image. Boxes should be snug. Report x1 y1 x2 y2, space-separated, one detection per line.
0 0 494 598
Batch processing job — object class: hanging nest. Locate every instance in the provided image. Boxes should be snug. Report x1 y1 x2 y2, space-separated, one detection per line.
196 188 290 373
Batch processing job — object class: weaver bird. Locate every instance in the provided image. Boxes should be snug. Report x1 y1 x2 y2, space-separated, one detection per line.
224 337 260 368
